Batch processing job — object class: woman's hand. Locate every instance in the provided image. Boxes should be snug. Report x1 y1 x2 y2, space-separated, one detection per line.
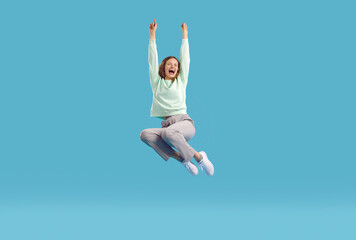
149 19 157 38
181 22 188 39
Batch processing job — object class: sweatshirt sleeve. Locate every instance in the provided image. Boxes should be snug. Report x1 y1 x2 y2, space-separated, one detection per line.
148 39 159 90
180 38 190 87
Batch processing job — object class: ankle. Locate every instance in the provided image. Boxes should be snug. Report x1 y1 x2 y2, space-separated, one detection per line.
194 153 203 163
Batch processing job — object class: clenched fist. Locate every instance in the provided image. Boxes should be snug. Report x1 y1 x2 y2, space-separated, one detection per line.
149 18 157 35
181 22 188 33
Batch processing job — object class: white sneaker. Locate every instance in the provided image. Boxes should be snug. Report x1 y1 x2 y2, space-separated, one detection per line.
198 151 214 176
182 160 198 176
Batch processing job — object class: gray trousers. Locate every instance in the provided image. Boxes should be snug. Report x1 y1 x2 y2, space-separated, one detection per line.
140 114 196 161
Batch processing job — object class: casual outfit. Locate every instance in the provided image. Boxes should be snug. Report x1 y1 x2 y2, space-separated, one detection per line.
140 38 214 175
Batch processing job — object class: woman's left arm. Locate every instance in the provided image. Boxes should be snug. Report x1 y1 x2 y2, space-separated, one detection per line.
180 22 190 86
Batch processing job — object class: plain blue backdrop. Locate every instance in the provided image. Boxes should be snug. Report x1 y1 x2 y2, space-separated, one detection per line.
1 0 355 239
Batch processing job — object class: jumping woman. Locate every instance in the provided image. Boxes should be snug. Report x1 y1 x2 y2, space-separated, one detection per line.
140 19 214 176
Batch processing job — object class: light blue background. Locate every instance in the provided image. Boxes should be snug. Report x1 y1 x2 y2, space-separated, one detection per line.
1 0 355 239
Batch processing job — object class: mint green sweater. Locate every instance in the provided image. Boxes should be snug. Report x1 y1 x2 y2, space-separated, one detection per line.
148 38 190 120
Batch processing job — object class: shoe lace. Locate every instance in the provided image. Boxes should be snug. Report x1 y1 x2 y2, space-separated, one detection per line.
183 161 191 171
199 160 206 171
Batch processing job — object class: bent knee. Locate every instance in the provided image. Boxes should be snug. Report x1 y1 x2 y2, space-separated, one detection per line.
140 129 150 142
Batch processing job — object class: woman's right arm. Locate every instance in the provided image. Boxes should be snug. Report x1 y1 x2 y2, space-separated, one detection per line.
180 22 190 87
148 19 159 89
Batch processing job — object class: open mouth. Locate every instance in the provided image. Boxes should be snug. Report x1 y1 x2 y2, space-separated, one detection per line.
169 70 175 75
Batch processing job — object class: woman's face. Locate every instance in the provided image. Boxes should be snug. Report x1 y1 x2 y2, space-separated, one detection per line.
164 58 179 80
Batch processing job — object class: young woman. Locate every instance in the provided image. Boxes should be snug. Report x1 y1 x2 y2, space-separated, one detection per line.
140 19 214 176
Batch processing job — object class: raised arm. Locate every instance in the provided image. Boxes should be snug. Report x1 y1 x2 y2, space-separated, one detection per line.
148 19 159 89
180 22 190 87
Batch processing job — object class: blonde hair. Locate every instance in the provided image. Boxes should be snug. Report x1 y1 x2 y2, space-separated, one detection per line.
158 56 180 82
